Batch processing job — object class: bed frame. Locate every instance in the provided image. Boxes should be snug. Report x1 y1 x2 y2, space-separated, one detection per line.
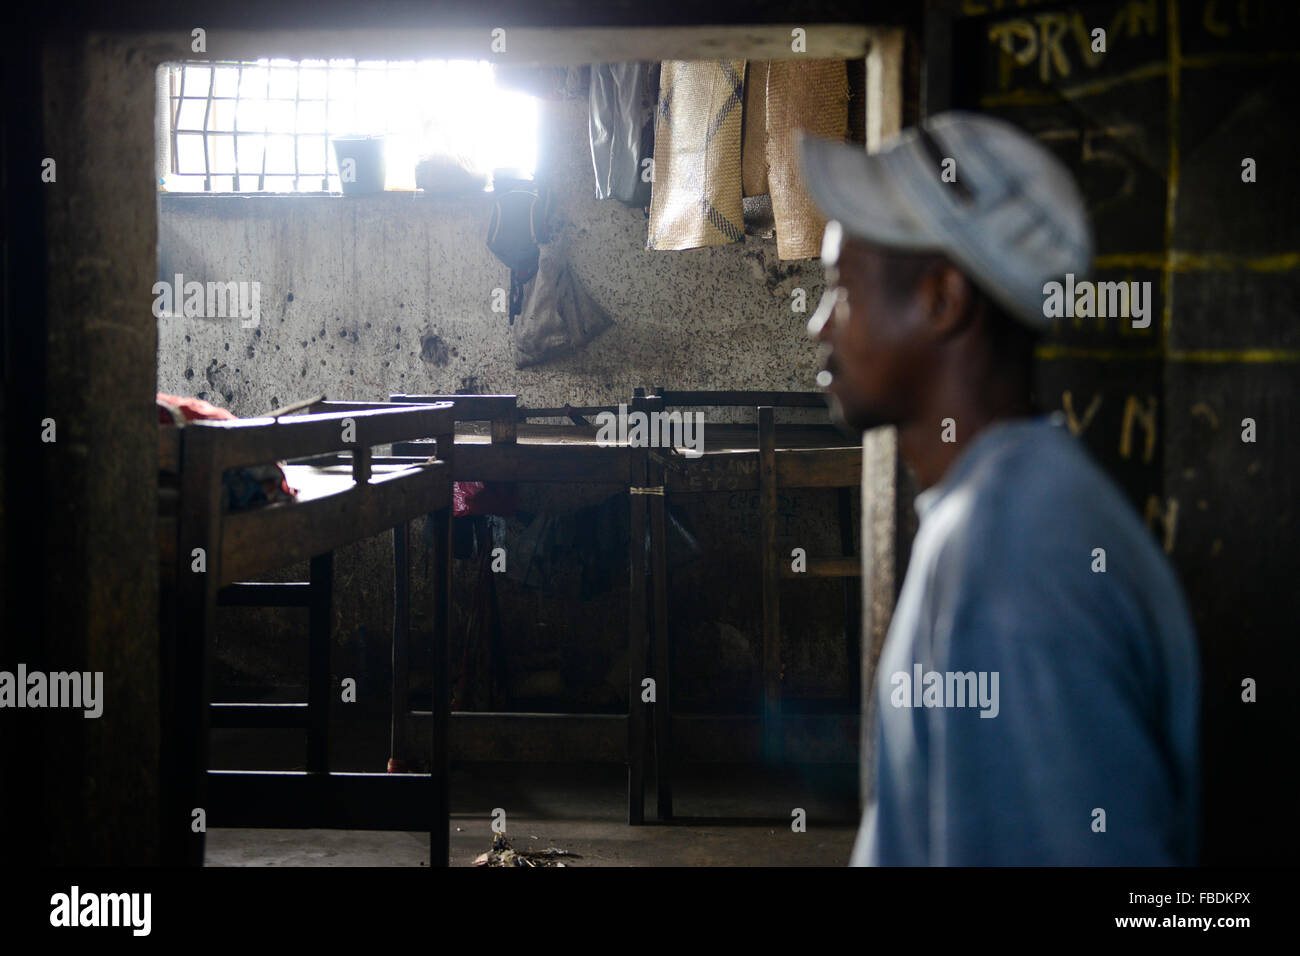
640 388 862 820
157 402 456 866
385 393 662 824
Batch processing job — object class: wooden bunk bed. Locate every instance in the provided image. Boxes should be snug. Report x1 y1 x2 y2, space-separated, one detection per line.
157 401 456 867
638 388 863 820
383 393 659 824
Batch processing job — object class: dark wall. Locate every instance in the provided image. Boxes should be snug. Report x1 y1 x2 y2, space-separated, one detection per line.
952 0 1299 866
1 1 907 864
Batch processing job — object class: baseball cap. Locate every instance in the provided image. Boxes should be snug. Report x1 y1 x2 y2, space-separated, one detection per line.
795 111 1093 330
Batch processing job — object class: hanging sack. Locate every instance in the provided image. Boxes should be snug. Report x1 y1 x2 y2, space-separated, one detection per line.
512 238 613 368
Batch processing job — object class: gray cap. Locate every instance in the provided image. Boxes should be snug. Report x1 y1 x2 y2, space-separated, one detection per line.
795 111 1093 330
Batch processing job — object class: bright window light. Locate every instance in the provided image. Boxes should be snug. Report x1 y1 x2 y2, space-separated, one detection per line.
161 58 538 193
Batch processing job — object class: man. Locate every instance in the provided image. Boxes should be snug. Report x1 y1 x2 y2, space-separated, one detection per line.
795 112 1199 865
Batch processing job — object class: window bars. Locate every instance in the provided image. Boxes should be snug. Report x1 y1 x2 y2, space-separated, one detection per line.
160 58 528 194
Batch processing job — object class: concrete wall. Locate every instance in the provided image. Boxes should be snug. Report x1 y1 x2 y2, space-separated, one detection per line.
156 92 858 716
13 32 168 866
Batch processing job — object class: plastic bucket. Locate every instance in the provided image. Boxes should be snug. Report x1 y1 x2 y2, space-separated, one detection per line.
331 136 386 195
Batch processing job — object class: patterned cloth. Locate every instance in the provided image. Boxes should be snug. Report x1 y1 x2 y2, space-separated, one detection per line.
648 59 849 259
649 60 746 251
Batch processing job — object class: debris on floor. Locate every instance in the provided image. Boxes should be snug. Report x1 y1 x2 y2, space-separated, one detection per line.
473 832 581 867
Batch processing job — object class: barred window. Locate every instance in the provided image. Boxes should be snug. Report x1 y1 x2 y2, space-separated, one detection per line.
158 59 538 193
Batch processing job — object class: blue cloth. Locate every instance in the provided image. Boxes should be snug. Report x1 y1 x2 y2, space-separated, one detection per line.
851 415 1199 866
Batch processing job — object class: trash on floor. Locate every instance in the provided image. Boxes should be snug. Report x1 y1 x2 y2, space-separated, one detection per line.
472 832 581 867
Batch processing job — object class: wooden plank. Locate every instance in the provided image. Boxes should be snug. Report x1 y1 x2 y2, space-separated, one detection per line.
190 403 454 472
388 393 517 424
210 702 309 729
184 25 880 70
219 462 450 584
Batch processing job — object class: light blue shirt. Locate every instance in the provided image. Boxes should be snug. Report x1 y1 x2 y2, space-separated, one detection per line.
852 415 1199 865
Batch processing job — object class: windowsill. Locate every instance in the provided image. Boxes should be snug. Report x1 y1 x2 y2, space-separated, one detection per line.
159 189 499 201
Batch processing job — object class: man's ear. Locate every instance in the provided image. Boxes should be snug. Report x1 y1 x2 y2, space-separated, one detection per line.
925 264 975 339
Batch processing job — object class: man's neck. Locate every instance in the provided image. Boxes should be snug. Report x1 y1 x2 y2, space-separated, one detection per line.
897 367 1036 490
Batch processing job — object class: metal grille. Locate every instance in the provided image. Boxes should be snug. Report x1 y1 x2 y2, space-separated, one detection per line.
161 58 535 193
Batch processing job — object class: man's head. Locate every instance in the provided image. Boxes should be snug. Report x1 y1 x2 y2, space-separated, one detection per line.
809 227 1040 432
796 112 1092 433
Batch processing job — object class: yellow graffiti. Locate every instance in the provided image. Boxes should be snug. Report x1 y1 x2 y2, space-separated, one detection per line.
1120 395 1159 463
1144 495 1179 554
1061 390 1104 435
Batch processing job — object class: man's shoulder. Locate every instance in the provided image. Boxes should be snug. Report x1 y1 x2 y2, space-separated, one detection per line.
949 419 1140 538
928 419 1176 594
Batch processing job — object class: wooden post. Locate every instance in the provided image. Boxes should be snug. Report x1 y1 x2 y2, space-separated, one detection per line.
648 396 673 821
860 22 906 810
430 429 454 866
390 522 411 768
838 486 861 711
169 424 223 866
307 552 334 775
758 406 782 764
626 389 649 824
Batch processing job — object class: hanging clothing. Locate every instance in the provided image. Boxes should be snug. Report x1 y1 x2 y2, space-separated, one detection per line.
589 62 660 207
647 59 850 259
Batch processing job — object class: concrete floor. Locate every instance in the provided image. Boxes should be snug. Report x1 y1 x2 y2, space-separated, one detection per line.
207 721 860 866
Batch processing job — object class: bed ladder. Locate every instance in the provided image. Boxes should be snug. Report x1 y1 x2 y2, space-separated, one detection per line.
643 388 862 821
210 561 334 774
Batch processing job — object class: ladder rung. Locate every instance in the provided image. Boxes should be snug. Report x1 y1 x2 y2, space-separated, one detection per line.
211 702 310 728
780 557 860 579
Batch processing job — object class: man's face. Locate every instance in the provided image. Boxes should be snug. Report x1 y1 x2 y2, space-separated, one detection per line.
810 227 933 433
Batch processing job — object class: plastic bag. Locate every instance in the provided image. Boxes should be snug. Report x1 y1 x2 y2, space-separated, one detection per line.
589 62 659 206
512 238 613 368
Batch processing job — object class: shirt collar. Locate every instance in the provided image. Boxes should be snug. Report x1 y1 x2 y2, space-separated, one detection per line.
913 412 1065 520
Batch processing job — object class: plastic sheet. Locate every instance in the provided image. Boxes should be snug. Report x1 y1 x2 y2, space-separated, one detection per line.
589 62 659 207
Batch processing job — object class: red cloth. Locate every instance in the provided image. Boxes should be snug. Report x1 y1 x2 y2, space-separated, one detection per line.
157 393 237 423
157 393 297 500
453 480 518 517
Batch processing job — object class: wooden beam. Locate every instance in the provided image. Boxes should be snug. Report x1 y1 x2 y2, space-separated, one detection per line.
152 24 876 67
780 556 861 578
